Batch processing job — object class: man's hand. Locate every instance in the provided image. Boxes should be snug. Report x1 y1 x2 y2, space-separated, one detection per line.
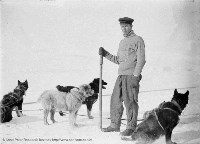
99 47 108 56
131 75 139 87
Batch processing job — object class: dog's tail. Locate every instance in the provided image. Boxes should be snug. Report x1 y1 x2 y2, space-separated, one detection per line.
37 90 49 103
56 85 64 92
37 92 44 103
37 91 55 110
121 136 132 141
56 85 76 93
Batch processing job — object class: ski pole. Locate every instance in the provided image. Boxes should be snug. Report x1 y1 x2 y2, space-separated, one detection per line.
99 50 103 129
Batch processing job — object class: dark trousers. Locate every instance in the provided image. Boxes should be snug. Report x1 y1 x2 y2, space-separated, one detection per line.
110 75 140 130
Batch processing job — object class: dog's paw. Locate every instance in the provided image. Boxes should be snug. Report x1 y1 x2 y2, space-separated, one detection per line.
70 123 79 128
74 123 78 127
16 112 23 117
18 114 24 117
167 141 177 144
44 122 50 125
88 115 94 119
121 136 132 141
21 114 27 117
59 111 65 116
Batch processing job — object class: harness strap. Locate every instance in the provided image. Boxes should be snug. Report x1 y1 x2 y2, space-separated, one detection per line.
70 89 84 102
154 107 180 131
153 109 164 130
9 93 19 100
1 92 22 109
171 100 182 114
163 107 179 114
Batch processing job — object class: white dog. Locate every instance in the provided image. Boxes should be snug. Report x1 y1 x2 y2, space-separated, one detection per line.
38 84 94 126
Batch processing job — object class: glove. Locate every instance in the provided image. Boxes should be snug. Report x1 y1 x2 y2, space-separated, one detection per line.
99 47 108 57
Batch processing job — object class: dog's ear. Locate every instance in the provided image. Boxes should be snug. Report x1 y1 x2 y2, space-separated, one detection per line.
185 90 189 95
95 78 100 81
24 80 28 86
18 80 21 85
174 89 178 95
93 78 99 84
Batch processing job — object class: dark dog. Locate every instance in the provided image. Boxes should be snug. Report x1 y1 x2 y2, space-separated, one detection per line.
56 78 107 119
130 89 189 144
0 80 28 123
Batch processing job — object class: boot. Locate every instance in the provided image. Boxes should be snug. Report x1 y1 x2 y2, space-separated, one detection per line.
102 126 120 132
120 129 135 136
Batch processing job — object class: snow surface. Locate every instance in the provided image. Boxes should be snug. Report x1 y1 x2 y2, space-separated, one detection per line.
0 88 200 144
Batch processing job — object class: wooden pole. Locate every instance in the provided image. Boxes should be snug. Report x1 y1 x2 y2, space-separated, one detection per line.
99 54 103 129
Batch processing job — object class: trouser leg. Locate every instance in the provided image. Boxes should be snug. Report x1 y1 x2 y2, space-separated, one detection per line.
110 76 124 128
122 75 139 130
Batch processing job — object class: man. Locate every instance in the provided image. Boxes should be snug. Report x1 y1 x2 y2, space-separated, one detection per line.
99 17 146 136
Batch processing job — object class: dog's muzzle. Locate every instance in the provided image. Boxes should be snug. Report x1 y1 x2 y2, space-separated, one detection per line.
89 89 94 96
85 89 94 97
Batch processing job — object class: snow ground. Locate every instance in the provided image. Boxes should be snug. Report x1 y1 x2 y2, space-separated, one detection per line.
0 84 200 144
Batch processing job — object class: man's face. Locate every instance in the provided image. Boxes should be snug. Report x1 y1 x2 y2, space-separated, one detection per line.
120 23 132 35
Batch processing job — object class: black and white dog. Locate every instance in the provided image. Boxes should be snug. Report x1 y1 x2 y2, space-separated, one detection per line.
56 78 107 119
0 80 28 123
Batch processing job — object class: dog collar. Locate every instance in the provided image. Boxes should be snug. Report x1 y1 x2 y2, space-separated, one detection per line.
171 100 182 114
70 90 84 102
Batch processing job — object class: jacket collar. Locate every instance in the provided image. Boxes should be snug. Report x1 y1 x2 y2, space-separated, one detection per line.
123 30 135 37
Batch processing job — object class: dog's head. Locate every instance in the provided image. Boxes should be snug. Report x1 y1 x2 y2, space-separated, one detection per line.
89 78 107 93
171 89 189 111
18 80 29 90
79 84 94 98
14 80 29 96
